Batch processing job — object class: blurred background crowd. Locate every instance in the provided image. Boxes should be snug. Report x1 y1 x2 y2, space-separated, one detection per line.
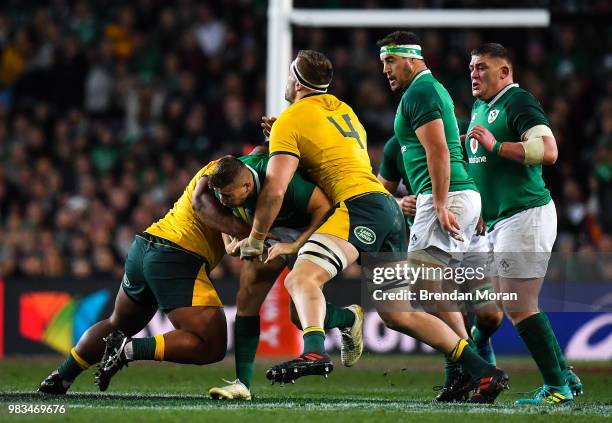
0 0 611 280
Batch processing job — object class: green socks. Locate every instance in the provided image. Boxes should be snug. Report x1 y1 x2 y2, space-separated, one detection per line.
543 313 569 372
234 316 260 388
449 339 494 379
303 327 326 354
443 355 461 386
472 318 500 348
516 313 565 386
324 303 355 330
443 339 475 385
58 348 90 382
299 302 353 355
292 303 356 330
131 337 159 360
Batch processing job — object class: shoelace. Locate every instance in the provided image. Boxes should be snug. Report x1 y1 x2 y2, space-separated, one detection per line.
433 375 472 393
217 378 247 390
271 357 302 370
341 331 355 349
102 338 128 371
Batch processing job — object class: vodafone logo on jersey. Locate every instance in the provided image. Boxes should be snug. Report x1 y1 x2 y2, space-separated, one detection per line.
470 138 479 154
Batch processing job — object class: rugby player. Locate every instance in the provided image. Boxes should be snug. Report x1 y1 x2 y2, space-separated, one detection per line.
38 159 252 394
240 50 508 404
378 134 504 401
378 31 509 403
204 153 362 400
466 43 582 405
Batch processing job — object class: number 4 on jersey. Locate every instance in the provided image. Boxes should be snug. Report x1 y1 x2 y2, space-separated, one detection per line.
327 114 364 149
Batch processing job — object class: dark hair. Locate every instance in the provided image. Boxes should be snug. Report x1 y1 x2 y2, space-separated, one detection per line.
296 50 333 87
377 31 420 48
471 43 512 65
208 156 246 189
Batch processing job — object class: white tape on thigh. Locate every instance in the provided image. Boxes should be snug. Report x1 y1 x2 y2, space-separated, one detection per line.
296 234 349 278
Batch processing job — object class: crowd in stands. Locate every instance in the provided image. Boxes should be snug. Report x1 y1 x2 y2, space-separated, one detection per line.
1 1 611 280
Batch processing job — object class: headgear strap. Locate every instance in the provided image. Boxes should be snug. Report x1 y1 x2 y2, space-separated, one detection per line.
290 59 330 93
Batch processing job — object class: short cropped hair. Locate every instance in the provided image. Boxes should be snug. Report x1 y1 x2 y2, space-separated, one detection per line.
296 50 333 87
471 43 512 65
208 156 246 189
377 31 420 48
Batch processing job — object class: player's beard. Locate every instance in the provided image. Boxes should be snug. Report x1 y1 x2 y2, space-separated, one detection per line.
284 84 296 103
390 63 412 93
391 76 409 94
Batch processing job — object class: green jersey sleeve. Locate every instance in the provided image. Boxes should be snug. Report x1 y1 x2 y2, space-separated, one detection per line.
402 84 443 130
285 171 316 213
506 91 551 138
379 136 402 182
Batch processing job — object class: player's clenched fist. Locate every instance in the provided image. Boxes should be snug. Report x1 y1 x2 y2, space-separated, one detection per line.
398 195 417 216
469 125 499 153
240 235 265 261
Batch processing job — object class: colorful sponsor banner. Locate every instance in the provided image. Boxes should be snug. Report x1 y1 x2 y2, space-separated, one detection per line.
3 280 118 355
18 290 111 355
1 278 611 359
2 276 303 357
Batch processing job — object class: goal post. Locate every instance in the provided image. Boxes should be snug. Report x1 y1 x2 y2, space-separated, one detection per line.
266 0 551 116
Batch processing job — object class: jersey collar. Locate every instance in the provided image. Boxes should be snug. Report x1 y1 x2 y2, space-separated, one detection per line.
302 92 325 100
244 164 261 194
487 83 519 107
410 69 431 86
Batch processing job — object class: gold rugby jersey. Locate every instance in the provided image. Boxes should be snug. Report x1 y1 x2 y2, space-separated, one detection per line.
269 94 387 203
145 160 224 267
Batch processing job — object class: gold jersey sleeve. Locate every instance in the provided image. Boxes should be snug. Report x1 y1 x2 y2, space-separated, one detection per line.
145 161 225 268
269 94 387 203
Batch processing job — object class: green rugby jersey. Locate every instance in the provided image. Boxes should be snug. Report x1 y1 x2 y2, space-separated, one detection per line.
394 69 476 197
378 135 415 228
465 84 551 230
232 154 315 228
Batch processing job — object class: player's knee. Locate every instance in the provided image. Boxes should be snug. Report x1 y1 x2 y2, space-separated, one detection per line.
189 331 227 364
236 287 259 315
476 310 503 329
284 269 321 294
236 278 274 315
283 271 302 293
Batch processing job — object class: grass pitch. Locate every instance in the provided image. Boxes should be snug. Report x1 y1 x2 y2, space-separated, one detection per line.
1 355 611 422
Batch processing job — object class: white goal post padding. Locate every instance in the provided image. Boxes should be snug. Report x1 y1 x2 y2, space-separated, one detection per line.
266 0 550 116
